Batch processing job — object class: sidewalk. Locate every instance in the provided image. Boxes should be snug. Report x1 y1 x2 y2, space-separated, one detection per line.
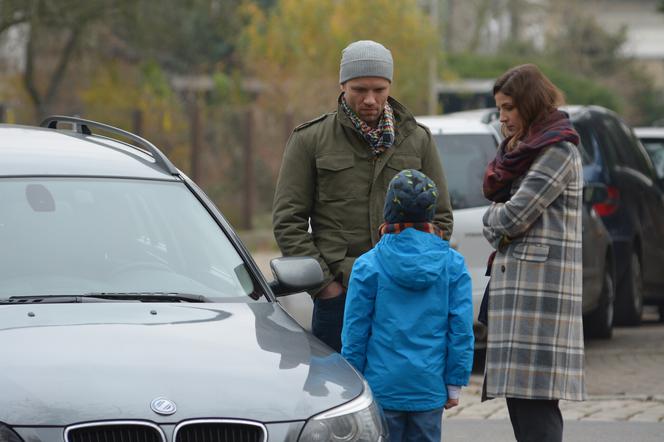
446 374 664 423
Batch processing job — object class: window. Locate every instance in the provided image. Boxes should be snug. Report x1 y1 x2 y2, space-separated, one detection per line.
641 138 664 179
595 114 626 169
434 133 497 210
0 178 261 301
572 119 597 165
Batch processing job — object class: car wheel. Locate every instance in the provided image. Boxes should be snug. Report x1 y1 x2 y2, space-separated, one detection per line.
584 261 614 339
659 305 664 323
615 250 643 326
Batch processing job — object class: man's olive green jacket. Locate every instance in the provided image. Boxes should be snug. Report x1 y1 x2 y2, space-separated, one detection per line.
272 96 453 295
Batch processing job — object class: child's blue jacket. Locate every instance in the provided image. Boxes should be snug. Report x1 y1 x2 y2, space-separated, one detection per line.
341 228 474 411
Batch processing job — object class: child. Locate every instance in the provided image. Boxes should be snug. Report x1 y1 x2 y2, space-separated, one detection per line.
341 169 474 442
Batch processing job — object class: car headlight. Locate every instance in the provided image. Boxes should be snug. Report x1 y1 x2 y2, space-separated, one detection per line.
0 424 23 442
299 380 386 442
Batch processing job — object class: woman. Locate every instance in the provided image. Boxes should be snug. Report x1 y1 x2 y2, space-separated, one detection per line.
482 64 585 442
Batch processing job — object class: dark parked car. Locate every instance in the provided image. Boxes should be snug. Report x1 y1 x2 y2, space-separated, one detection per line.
0 117 386 442
568 107 664 325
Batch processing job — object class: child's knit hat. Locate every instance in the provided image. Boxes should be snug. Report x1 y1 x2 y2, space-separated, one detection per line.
384 169 438 223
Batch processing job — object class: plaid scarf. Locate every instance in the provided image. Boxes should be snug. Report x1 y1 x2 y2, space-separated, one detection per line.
341 97 395 156
483 110 579 203
379 222 445 240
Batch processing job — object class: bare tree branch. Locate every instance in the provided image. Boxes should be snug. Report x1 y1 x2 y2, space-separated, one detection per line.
466 0 491 52
23 19 42 117
44 23 84 106
20 0 104 119
0 15 28 35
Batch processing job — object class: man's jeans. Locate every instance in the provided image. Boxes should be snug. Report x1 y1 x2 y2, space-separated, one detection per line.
312 292 346 352
383 408 443 442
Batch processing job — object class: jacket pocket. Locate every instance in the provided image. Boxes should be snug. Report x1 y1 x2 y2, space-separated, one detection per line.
512 243 550 262
384 155 422 186
316 155 356 201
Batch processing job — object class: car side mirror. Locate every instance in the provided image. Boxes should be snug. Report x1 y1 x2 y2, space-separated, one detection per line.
269 256 323 297
583 182 608 205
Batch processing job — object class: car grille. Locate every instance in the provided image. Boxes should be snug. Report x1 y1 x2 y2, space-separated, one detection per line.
66 423 164 442
174 421 266 442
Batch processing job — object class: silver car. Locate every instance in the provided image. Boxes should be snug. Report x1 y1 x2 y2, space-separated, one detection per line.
416 116 501 353
0 117 386 442
634 126 664 181
633 126 664 321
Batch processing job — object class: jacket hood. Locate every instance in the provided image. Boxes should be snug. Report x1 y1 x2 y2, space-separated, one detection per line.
375 228 449 289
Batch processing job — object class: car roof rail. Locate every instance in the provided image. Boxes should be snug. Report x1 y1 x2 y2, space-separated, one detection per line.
40 115 180 176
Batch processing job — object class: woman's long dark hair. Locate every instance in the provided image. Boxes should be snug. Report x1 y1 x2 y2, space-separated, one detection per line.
493 64 565 149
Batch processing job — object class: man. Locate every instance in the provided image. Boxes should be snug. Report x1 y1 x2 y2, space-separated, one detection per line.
272 40 453 352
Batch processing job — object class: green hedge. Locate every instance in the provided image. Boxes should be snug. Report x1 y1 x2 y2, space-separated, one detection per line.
445 53 622 113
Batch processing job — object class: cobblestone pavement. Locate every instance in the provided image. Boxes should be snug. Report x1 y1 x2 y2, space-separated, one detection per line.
252 251 664 423
448 309 664 423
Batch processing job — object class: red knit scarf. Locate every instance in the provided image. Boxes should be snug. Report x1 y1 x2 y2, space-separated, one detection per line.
483 110 579 203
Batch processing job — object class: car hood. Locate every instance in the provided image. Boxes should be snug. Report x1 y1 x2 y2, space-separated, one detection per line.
0 302 363 425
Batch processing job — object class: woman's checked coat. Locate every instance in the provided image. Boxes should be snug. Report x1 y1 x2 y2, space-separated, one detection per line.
482 141 586 401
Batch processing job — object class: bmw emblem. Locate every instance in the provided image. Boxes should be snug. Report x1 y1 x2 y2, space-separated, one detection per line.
150 397 177 416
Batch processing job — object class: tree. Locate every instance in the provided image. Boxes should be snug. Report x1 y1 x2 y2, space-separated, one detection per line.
241 0 436 116
0 0 28 35
545 13 663 124
112 0 245 74
0 0 123 119
545 15 627 77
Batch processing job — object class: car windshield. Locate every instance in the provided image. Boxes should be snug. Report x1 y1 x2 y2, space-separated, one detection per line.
0 178 262 301
434 133 496 210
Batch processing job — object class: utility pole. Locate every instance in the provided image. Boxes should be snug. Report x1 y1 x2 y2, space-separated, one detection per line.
507 0 522 42
189 92 202 183
242 107 255 230
132 109 143 136
444 0 454 53
428 0 440 115
171 75 214 184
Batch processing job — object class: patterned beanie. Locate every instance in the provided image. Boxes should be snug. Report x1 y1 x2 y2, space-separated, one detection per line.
384 169 438 223
339 40 393 84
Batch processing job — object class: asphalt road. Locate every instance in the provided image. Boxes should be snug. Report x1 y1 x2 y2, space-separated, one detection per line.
583 308 664 398
442 419 664 442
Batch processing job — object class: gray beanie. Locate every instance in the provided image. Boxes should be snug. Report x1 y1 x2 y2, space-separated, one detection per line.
339 40 393 84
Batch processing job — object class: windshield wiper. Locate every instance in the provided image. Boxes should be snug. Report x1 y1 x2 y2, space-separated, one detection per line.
1 295 119 304
0 292 210 304
82 292 210 303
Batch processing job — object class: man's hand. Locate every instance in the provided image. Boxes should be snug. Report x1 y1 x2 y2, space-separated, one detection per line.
444 398 459 409
318 280 345 300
